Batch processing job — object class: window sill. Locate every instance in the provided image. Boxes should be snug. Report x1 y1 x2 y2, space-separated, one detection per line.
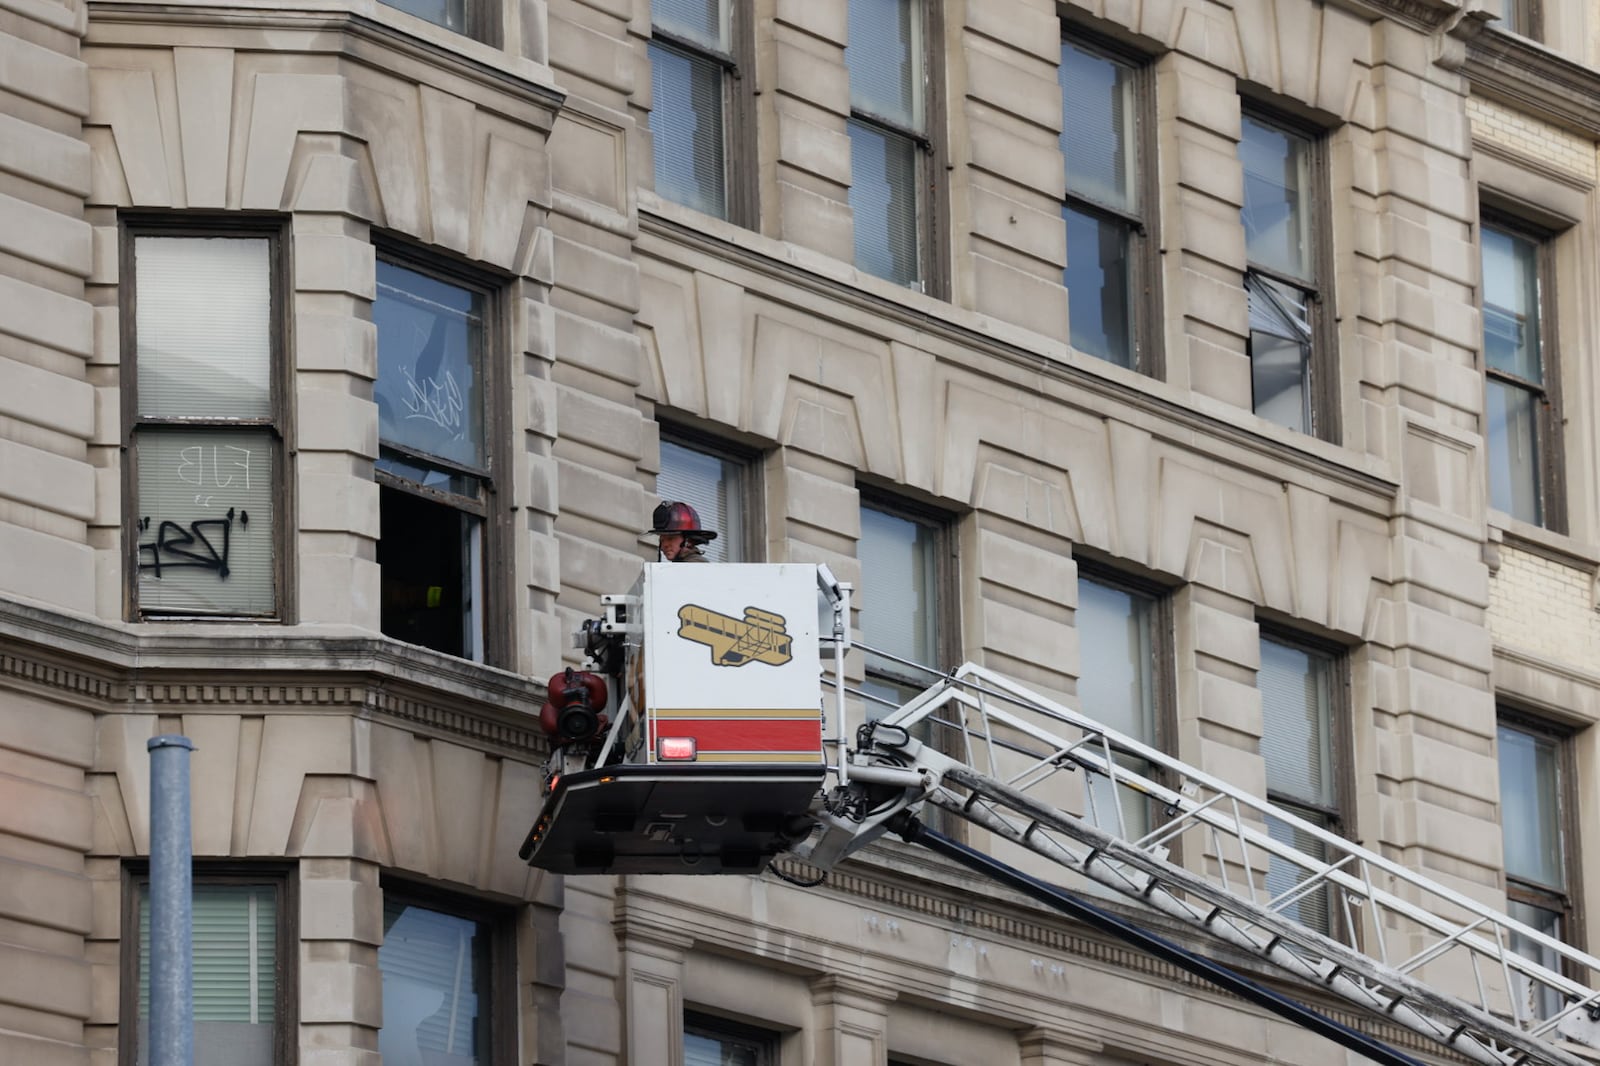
1488 511 1600 573
638 198 1399 505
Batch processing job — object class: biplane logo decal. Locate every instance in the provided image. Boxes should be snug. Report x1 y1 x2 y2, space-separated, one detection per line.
677 604 794 667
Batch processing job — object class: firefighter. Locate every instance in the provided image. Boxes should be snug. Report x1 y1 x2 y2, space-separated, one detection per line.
650 500 717 563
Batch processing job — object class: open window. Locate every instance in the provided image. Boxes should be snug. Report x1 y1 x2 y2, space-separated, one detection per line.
373 253 505 664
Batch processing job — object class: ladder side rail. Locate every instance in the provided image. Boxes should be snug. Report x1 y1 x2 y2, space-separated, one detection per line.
922 758 1592 1066
931 661 1600 1004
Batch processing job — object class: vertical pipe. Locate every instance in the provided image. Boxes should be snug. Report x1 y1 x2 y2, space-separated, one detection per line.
147 735 196 1066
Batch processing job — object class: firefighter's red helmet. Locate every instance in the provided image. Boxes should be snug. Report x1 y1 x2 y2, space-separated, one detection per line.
649 500 717 542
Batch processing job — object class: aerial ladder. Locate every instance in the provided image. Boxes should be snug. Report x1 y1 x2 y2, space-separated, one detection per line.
520 563 1600 1066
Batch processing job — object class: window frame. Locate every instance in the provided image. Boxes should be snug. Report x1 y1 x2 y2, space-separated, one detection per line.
372 240 513 667
683 1009 780 1065
845 0 949 297
1497 710 1582 946
1058 31 1163 377
855 491 959 705
119 862 298 1066
1238 107 1339 443
657 424 764 563
380 0 500 48
647 0 758 227
377 879 517 1066
1479 212 1565 533
1255 626 1354 936
119 215 294 623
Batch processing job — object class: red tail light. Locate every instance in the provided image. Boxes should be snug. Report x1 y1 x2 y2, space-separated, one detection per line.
658 736 697 761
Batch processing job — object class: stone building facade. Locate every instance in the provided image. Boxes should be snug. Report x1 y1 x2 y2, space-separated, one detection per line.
4 0 1600 1061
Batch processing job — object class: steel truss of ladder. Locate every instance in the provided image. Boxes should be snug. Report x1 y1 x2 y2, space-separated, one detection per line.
805 657 1600 1066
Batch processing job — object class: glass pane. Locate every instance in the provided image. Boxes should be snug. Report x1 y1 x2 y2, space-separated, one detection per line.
1077 579 1157 837
654 0 725 49
380 0 465 31
137 884 276 1066
1065 207 1133 367
848 120 921 287
374 261 486 471
659 440 745 562
1481 225 1542 383
380 901 487 1066
379 486 484 661
136 428 275 616
1486 378 1542 524
685 1032 763 1066
1240 117 1313 281
1496 0 1535 36
1060 42 1136 212
859 505 938 711
846 0 922 128
1258 638 1334 808
1507 899 1564 1020
135 237 271 420
649 41 728 219
1498 724 1564 889
1265 810 1332 934
1248 274 1313 433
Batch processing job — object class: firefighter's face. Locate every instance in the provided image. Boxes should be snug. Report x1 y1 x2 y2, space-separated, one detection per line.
659 533 687 560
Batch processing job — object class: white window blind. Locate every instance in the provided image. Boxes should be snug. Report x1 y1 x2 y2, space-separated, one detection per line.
136 428 275 615
654 0 724 49
648 40 728 219
379 900 486 1066
848 119 920 287
1258 638 1334 808
846 0 921 128
1060 43 1136 213
135 237 271 420
658 440 744 562
137 884 276 1066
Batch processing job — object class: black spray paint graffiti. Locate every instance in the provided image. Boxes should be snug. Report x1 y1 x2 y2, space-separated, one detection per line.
138 508 249 579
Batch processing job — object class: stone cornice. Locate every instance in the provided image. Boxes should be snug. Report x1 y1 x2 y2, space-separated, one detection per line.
1326 0 1463 34
1463 28 1600 137
84 2 566 127
638 213 1401 510
762 850 1457 1062
0 597 549 760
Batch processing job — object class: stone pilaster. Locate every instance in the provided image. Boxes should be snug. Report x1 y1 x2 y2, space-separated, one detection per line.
808 974 893 1066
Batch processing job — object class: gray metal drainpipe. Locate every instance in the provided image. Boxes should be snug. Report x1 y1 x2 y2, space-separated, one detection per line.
147 735 196 1066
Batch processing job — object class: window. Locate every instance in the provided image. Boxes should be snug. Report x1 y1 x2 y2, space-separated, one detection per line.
846 0 937 290
1493 0 1538 37
857 500 949 714
1059 38 1153 371
1239 113 1332 438
1076 573 1166 839
379 0 497 44
125 225 285 619
123 871 291 1066
379 888 513 1066
1482 219 1561 529
684 1011 778 1066
1498 715 1577 1019
1257 634 1344 934
658 433 757 562
374 254 503 664
648 0 753 222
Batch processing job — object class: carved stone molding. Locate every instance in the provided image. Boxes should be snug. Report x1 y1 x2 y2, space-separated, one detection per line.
1464 29 1600 136
0 597 549 761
